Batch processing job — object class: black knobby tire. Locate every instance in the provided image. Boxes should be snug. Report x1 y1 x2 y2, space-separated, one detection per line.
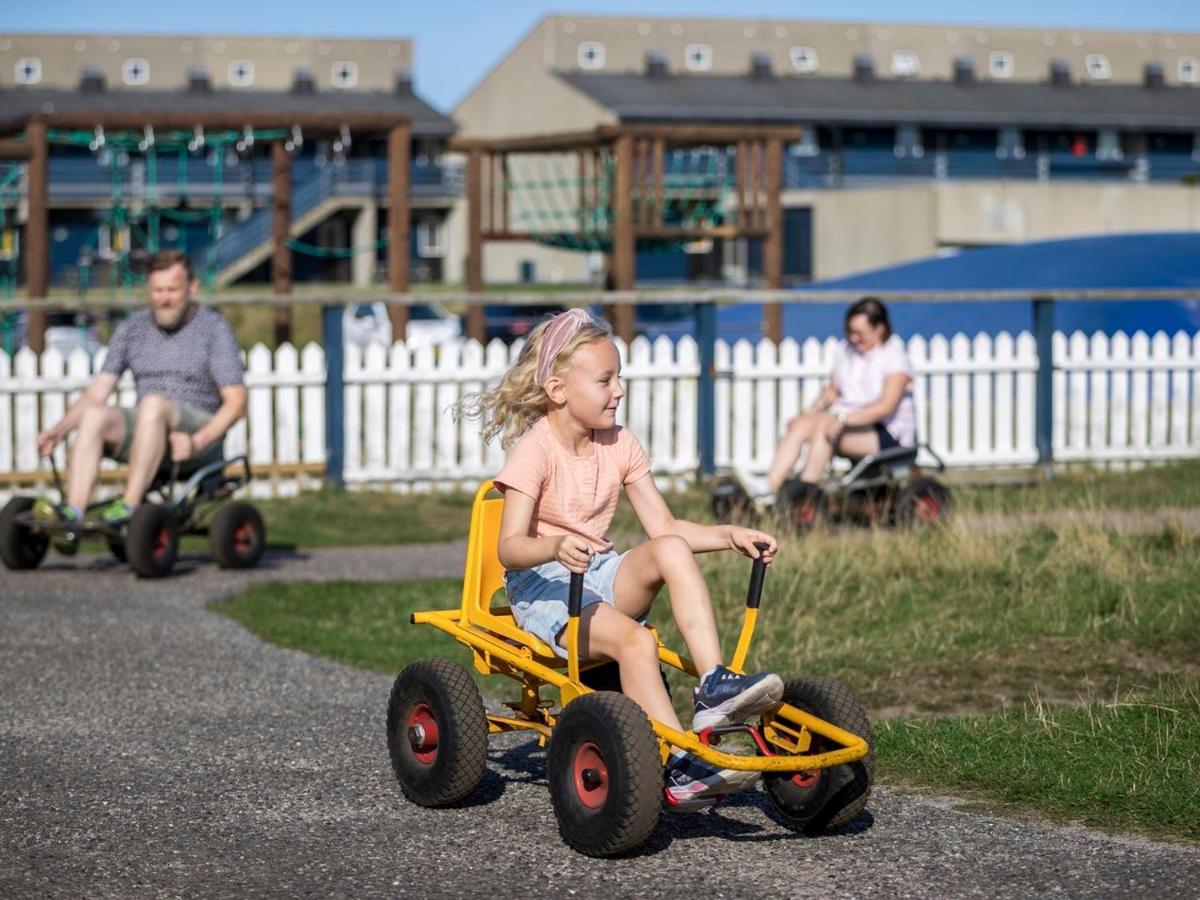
209 501 266 569
763 676 874 834
547 691 663 857
387 658 488 808
711 479 753 526
0 497 49 570
106 538 128 562
779 480 829 534
126 503 180 579
895 477 953 527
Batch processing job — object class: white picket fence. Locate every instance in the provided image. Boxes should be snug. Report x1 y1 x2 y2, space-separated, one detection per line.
1 330 1198 499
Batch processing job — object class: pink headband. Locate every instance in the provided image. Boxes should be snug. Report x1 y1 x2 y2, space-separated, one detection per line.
536 308 596 386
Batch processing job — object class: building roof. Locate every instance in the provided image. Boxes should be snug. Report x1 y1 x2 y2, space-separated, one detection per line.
558 71 1200 130
0 87 455 137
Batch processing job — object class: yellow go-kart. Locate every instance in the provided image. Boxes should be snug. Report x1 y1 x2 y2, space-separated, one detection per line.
386 481 874 857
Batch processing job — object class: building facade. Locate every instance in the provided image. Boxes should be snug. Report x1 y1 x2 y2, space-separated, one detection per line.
449 15 1200 286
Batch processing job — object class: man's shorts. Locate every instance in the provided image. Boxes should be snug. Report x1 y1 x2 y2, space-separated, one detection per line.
108 402 223 471
503 550 630 658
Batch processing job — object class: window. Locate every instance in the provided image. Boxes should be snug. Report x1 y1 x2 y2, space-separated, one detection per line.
1180 57 1199 84
416 219 446 258
894 125 924 159
14 57 42 85
685 43 713 72
1096 129 1123 161
997 127 1025 160
228 59 255 87
577 41 605 70
1085 54 1111 81
122 58 150 85
331 61 358 88
988 51 1014 79
789 46 819 73
891 50 920 77
790 128 819 157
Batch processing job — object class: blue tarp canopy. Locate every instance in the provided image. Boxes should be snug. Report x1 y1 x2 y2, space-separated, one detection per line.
717 232 1200 340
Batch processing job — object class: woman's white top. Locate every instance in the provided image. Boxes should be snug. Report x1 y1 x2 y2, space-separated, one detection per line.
829 334 917 446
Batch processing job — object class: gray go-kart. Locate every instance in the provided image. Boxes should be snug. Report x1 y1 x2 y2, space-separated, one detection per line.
0 453 265 578
711 444 952 533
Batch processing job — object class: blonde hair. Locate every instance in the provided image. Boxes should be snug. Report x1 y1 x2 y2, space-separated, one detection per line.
459 312 613 449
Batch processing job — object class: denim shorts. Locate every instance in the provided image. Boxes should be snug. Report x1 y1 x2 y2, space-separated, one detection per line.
503 550 628 658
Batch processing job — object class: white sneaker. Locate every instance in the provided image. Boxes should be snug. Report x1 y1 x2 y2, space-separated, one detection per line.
663 751 760 809
737 471 775 500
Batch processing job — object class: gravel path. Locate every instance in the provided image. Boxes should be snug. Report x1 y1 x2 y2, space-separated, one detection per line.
3 544 1199 898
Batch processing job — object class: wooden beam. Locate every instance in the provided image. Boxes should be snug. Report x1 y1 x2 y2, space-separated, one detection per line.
610 133 635 342
0 138 32 160
465 148 485 341
24 120 48 353
599 123 806 146
449 128 607 154
386 123 411 340
33 111 411 133
764 137 784 343
270 141 292 346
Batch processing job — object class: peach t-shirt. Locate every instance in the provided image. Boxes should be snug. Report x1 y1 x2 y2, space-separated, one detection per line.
494 416 652 554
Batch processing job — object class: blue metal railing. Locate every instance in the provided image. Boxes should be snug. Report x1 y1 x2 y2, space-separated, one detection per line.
43 156 464 202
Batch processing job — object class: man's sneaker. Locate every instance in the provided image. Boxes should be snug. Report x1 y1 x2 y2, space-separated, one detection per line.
96 498 135 525
663 752 760 810
32 498 81 555
693 665 784 732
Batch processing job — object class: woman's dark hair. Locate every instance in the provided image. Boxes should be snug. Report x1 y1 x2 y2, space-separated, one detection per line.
845 296 892 340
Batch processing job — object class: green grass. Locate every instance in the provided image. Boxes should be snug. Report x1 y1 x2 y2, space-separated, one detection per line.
876 679 1200 841
217 578 473 678
254 488 475 548
954 458 1200 515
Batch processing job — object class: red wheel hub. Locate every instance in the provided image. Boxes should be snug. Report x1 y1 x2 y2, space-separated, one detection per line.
914 496 941 523
790 769 821 789
153 526 171 559
233 521 256 553
407 703 439 765
572 741 609 809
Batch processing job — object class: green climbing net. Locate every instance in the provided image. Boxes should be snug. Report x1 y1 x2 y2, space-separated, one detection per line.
43 127 293 295
505 147 736 253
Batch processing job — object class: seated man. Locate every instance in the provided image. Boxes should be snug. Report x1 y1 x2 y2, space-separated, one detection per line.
35 250 247 547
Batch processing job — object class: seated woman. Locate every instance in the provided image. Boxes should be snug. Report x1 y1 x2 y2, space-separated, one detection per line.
749 297 916 499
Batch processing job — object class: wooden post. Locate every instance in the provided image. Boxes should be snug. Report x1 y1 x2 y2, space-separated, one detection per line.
386 123 411 340
652 138 665 228
271 141 292 346
764 137 784 342
465 147 485 342
24 121 48 353
735 140 748 229
610 134 635 342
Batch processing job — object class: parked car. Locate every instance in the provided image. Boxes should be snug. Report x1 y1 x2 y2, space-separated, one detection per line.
344 301 460 350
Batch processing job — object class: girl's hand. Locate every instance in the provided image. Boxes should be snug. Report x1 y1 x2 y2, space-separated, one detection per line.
727 527 778 564
554 534 593 574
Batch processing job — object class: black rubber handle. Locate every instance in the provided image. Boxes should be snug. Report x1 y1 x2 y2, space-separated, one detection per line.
745 541 771 609
568 571 584 618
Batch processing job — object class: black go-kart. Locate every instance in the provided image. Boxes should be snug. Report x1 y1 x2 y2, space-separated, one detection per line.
0 453 266 579
711 444 953 534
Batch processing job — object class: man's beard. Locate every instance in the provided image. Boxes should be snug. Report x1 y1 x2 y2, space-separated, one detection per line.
154 302 193 332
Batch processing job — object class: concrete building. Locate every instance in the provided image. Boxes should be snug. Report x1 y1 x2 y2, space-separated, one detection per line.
449 15 1200 286
0 33 457 291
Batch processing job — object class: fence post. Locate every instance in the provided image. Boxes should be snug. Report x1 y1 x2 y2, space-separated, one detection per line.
322 304 345 489
1033 296 1055 473
697 301 716 475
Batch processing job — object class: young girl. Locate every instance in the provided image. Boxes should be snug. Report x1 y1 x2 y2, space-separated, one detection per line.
468 308 783 803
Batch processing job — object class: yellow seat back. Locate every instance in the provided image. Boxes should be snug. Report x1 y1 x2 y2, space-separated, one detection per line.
460 480 563 660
